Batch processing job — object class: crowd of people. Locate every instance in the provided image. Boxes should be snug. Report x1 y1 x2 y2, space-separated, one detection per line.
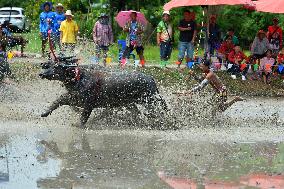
158 10 284 84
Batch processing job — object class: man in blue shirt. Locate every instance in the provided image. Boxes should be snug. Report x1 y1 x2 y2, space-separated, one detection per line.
53 3 65 51
39 2 55 57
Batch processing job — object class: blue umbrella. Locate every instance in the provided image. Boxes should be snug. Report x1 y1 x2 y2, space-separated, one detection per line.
278 64 284 73
187 61 194 69
40 2 53 11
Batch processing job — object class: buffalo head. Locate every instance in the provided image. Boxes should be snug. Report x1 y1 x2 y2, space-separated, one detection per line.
39 64 79 82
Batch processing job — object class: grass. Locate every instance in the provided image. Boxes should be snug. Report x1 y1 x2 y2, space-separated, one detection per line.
18 30 206 64
18 30 254 65
18 30 42 53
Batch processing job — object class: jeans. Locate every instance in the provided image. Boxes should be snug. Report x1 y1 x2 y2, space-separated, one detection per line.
178 41 194 62
160 41 172 61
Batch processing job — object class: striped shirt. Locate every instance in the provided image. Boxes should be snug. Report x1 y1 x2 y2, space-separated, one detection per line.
93 21 113 46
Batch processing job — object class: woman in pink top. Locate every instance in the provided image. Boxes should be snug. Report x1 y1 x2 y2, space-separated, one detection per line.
260 49 275 84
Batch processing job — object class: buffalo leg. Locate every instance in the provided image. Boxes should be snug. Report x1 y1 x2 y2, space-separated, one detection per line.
80 108 93 127
156 95 168 111
41 95 70 117
126 104 141 120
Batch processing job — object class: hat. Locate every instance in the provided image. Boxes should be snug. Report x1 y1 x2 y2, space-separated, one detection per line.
55 3 64 8
99 13 108 18
163 11 170 16
41 2 53 11
65 10 73 16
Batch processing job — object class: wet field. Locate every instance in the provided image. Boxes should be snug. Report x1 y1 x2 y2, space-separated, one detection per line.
0 78 284 189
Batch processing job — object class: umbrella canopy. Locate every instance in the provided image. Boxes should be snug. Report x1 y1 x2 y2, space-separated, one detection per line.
115 10 148 28
255 0 284 13
164 0 254 11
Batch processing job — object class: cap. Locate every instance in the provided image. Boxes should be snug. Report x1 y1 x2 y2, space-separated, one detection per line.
163 11 170 16
99 13 108 18
56 3 64 8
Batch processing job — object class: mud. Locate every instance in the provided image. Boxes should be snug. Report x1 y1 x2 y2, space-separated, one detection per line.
0 77 284 189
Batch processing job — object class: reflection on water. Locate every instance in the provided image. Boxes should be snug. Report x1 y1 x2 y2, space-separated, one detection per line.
0 126 284 189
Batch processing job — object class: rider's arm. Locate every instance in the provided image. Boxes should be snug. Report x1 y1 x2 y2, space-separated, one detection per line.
188 70 204 82
190 78 209 93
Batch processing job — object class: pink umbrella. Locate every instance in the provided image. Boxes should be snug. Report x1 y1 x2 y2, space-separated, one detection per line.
164 0 254 11
115 10 148 28
255 0 284 13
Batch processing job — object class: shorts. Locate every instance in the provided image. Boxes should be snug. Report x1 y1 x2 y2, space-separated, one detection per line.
96 45 109 52
178 41 194 61
261 71 271 77
215 88 228 112
122 45 144 58
160 41 172 61
41 32 49 41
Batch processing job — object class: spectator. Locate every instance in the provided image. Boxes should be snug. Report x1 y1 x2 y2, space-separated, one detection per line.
157 11 174 68
277 47 284 67
121 11 145 68
208 15 221 56
176 10 197 68
218 35 235 61
224 28 239 45
93 13 113 66
260 49 275 84
228 45 248 80
59 10 79 54
277 48 284 79
39 2 56 57
53 3 65 51
267 17 282 57
1 21 27 57
250 30 270 61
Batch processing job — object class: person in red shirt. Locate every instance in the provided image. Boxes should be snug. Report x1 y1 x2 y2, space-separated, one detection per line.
267 18 283 57
218 35 235 61
227 45 248 80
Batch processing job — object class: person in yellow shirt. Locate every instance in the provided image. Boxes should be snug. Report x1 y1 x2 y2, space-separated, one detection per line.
59 10 78 53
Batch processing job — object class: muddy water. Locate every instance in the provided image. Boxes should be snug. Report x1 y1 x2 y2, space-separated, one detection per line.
0 79 284 189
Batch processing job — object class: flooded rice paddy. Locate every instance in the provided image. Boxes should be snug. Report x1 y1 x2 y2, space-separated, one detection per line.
0 77 284 189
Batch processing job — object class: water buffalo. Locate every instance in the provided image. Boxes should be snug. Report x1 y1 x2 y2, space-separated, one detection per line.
39 57 167 127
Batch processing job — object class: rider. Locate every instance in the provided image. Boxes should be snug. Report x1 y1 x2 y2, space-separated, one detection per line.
177 59 243 112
